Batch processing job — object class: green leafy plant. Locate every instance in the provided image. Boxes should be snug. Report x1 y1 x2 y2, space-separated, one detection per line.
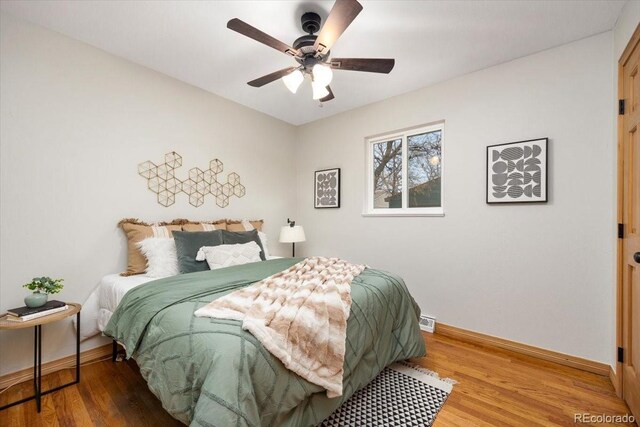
23 277 64 294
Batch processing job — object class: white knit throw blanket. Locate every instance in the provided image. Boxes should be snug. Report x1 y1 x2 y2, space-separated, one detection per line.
194 257 366 397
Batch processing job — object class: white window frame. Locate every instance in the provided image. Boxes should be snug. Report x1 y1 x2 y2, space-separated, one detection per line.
363 121 445 217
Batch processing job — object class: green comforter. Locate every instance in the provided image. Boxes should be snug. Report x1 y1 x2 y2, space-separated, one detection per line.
104 258 426 427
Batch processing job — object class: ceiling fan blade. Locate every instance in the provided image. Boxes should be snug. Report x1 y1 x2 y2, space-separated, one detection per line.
247 67 298 87
227 18 300 57
320 86 335 102
313 0 363 54
330 58 395 74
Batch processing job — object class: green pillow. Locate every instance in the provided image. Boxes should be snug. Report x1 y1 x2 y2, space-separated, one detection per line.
221 230 266 261
173 230 223 274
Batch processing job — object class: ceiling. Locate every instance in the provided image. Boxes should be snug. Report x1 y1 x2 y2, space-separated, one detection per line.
1 1 626 125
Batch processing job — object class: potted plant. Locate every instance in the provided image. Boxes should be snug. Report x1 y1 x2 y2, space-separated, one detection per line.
23 277 64 308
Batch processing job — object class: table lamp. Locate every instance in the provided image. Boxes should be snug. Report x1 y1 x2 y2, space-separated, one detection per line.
279 218 306 257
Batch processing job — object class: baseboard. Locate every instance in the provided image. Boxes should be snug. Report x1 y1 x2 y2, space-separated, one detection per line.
0 343 112 390
435 323 610 377
610 365 622 397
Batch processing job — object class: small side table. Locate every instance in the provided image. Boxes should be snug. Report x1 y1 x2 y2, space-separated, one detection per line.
0 302 81 413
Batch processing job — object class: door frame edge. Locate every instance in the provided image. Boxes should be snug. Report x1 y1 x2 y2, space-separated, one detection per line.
615 21 640 399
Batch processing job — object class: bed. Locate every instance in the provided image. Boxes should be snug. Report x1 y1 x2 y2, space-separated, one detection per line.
102 257 426 427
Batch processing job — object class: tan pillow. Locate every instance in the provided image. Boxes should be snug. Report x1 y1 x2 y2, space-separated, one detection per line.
226 219 263 232
182 220 227 231
119 219 182 276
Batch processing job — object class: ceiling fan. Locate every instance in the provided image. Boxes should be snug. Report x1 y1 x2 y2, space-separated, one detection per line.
227 0 395 102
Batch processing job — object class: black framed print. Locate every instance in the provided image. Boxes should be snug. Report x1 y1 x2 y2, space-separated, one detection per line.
486 138 548 204
314 168 340 208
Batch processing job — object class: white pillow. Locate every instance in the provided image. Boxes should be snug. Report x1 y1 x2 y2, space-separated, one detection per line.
197 242 262 270
137 237 179 278
257 231 270 259
241 219 271 259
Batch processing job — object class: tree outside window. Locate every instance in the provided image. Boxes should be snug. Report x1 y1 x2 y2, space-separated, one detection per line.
366 123 444 216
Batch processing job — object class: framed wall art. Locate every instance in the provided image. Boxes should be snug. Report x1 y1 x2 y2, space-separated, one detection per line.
486 138 548 204
315 168 341 208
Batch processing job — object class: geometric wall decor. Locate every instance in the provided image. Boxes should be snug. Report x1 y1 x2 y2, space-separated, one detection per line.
486 138 548 204
138 152 245 208
314 168 340 208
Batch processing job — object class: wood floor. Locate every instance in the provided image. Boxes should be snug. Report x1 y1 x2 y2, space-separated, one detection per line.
415 333 634 427
0 332 634 426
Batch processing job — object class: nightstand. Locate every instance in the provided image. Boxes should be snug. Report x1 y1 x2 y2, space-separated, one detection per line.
0 302 81 413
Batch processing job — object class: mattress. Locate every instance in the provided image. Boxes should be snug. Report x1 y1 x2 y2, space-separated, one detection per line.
76 274 154 341
97 274 155 332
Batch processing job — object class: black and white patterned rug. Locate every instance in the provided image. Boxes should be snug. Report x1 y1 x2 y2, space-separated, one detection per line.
320 363 455 427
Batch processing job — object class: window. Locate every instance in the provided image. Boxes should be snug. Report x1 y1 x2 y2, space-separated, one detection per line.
364 122 444 216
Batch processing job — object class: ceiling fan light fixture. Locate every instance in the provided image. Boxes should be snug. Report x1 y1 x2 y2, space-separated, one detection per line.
229 0 393 103
311 81 330 100
282 69 304 93
312 63 333 87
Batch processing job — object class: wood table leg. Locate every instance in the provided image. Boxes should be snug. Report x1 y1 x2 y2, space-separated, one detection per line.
36 325 41 413
76 312 80 383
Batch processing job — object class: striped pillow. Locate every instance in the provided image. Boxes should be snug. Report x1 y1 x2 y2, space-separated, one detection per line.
182 220 227 232
226 219 263 232
119 219 181 276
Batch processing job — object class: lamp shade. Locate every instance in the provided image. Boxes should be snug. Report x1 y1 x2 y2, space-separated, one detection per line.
279 225 306 243
282 69 304 93
312 63 333 87
311 81 330 100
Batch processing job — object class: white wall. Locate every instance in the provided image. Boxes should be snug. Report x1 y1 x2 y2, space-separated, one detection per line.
295 32 616 365
0 13 297 376
614 0 640 60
